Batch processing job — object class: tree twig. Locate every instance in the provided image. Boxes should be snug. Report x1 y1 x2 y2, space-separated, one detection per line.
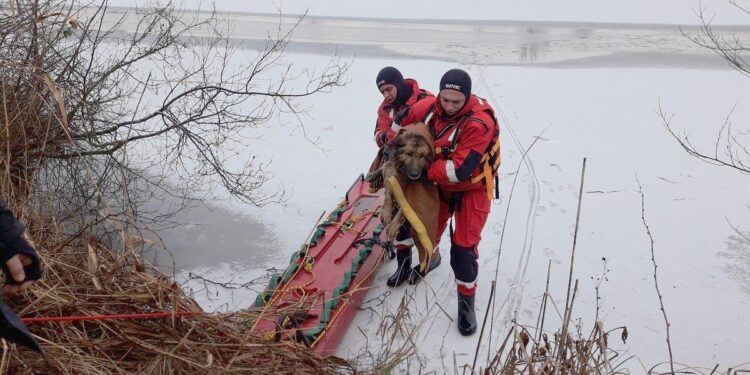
636 176 675 374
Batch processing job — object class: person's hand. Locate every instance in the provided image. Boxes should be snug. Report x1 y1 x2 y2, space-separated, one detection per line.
3 254 35 295
394 106 410 125
378 131 388 146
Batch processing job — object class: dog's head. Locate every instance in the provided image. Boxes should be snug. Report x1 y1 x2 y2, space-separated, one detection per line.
391 132 434 181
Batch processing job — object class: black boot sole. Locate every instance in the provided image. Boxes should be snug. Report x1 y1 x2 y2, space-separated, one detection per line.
386 262 413 287
457 293 477 335
458 312 477 336
458 325 477 336
408 252 442 285
386 270 411 287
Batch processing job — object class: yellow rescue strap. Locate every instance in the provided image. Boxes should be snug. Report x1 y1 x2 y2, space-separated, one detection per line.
436 139 502 200
386 175 435 272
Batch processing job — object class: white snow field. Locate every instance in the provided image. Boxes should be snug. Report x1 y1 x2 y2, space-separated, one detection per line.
98 2 750 373
178 59 750 372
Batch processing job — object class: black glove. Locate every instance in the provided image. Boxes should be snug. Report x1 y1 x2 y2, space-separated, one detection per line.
377 131 388 146
394 106 410 125
0 204 41 285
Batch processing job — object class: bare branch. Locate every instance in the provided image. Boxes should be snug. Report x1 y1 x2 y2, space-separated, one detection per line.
0 1 349 227
658 101 750 174
636 177 675 374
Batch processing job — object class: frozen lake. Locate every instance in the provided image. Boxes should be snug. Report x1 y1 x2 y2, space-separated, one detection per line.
98 7 750 68
98 8 750 373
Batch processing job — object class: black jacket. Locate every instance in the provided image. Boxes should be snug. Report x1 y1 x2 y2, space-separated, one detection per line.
0 201 40 283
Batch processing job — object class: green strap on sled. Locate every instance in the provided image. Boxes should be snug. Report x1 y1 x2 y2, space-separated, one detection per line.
253 202 385 346
253 244 307 308
254 204 349 308
303 237 378 343
309 204 349 246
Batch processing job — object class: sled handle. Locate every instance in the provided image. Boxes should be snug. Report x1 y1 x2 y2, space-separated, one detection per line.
344 174 364 202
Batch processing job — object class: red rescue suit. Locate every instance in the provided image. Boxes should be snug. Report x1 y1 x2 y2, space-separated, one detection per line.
374 79 435 148
426 95 500 297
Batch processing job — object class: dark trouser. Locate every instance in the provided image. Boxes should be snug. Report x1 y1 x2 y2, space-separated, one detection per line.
393 223 414 251
435 188 490 297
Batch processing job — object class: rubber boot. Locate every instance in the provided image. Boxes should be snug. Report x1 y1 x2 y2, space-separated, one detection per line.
386 250 412 287
407 250 442 285
457 292 477 336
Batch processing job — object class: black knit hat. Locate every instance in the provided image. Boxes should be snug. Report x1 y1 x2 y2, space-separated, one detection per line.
376 66 405 88
376 66 412 105
439 69 472 100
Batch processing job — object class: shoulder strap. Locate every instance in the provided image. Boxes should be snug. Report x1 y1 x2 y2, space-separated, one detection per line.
450 111 476 148
422 103 435 122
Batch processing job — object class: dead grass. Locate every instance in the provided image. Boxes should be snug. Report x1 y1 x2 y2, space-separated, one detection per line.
0 218 355 374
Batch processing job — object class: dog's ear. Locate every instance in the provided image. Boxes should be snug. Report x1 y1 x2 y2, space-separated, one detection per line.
424 148 435 163
391 134 406 150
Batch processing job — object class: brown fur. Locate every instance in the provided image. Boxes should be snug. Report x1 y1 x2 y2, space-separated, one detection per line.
366 123 439 245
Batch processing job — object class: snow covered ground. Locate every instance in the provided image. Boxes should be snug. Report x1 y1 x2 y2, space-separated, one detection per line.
174 60 750 373
97 3 750 373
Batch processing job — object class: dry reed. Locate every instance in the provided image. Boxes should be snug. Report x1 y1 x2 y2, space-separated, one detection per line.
0 217 355 374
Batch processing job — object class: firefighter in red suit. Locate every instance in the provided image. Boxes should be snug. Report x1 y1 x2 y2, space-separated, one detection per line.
374 67 435 147
423 69 500 336
372 67 440 287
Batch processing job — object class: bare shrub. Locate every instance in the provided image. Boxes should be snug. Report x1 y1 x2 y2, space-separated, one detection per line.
0 1 348 232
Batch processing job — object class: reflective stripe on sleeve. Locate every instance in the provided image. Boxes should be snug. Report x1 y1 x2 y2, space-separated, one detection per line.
446 160 459 182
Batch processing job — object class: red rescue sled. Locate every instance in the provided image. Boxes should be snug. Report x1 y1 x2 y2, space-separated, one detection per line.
251 175 391 355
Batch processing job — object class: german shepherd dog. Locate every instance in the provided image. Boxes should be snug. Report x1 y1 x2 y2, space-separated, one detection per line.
367 123 437 241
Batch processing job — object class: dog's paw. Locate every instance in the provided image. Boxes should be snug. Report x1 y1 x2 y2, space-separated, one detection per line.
368 185 383 194
366 171 384 191
365 170 380 181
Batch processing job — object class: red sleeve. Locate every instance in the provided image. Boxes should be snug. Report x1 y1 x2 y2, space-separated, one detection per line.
401 96 436 126
428 115 494 184
374 105 397 148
